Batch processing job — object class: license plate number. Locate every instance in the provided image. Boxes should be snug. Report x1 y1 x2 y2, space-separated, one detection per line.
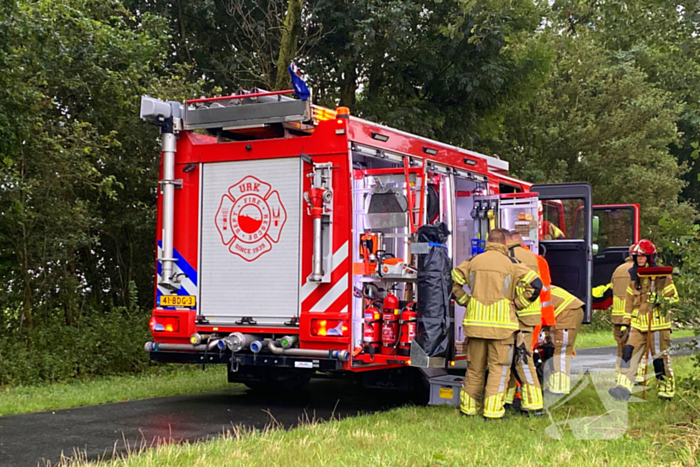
159 295 196 307
439 387 454 399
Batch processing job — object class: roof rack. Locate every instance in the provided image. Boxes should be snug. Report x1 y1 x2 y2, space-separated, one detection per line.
182 89 312 131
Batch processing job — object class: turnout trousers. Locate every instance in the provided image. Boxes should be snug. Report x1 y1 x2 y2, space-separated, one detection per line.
504 330 543 411
614 324 647 381
616 328 674 399
547 328 579 394
460 335 514 419
613 324 625 375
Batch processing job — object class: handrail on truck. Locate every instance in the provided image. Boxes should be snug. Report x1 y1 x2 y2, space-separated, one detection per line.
186 89 296 104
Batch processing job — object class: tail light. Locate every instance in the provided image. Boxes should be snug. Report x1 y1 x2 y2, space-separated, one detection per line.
311 319 348 337
150 316 180 332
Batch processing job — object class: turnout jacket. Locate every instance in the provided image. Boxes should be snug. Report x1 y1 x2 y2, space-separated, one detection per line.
452 243 543 340
506 241 542 328
550 286 584 330
624 274 678 331
592 257 633 325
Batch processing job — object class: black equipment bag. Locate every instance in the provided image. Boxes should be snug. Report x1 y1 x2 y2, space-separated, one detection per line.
415 222 452 357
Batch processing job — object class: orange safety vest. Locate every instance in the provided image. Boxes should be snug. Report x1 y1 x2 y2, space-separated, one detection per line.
537 254 554 325
532 254 555 349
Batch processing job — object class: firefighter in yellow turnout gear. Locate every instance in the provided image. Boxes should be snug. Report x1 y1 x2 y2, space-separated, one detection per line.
592 254 647 381
546 286 584 394
609 240 679 401
503 231 543 414
452 229 543 419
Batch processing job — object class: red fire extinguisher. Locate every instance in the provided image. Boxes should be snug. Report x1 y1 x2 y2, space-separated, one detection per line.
381 291 400 355
363 303 382 355
398 303 417 356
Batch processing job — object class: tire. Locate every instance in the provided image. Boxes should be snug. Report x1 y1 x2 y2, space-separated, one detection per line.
411 369 431 405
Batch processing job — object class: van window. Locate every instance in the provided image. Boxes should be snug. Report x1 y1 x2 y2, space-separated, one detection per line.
592 207 635 250
499 183 521 194
542 201 564 239
541 199 585 240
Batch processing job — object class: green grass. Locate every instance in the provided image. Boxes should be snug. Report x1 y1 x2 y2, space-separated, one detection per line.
576 328 696 349
0 331 694 420
0 330 693 419
81 357 700 467
0 365 230 417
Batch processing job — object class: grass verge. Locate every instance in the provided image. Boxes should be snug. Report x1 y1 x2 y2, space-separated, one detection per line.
80 357 700 467
2 332 694 419
576 328 696 349
0 365 229 417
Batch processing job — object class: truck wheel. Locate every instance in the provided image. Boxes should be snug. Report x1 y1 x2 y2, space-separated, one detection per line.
411 369 431 405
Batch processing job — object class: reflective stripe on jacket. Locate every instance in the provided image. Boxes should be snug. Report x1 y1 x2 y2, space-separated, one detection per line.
611 258 633 323
592 258 633 324
625 276 678 331
551 286 584 330
452 243 542 340
537 255 555 326
507 241 542 329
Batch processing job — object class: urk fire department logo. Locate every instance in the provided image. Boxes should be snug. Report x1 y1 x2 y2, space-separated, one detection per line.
215 176 287 262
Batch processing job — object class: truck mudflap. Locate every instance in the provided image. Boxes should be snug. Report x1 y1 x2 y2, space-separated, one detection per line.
148 350 344 372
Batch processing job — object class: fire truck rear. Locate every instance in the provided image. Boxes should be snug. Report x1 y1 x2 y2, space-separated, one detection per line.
139 89 608 394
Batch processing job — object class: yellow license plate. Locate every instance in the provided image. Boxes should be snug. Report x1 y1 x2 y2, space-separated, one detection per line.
159 295 196 308
439 387 454 399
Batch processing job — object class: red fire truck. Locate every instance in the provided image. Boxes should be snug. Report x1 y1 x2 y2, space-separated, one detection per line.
139 89 639 392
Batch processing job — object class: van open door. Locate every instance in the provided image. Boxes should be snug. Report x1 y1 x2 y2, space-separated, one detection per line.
531 183 593 324
578 204 640 310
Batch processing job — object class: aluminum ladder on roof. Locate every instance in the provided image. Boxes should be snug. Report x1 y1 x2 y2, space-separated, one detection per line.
182 88 312 132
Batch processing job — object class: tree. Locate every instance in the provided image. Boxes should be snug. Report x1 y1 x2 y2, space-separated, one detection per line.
547 0 700 210
483 31 695 239
305 0 551 149
0 0 119 328
274 0 305 90
0 0 204 329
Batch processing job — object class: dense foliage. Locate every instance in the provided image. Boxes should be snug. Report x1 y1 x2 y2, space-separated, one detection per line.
0 0 698 385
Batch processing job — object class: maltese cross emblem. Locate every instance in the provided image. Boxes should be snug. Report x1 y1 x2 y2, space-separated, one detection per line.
215 176 287 262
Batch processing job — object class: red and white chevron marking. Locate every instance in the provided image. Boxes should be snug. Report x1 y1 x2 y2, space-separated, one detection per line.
300 241 350 314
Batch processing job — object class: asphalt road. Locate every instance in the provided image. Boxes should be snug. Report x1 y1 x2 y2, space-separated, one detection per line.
571 335 698 373
0 378 415 467
1 336 696 467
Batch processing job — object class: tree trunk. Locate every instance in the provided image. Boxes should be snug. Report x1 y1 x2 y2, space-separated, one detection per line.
274 0 304 90
368 59 382 98
21 259 33 332
18 148 33 332
177 0 192 62
339 65 358 109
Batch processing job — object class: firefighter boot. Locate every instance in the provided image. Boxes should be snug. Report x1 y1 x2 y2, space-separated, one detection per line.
608 385 631 401
503 385 521 411
654 352 675 400
610 372 633 401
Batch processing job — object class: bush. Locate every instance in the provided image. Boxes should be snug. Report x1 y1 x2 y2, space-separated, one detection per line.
0 308 151 386
584 308 613 333
657 215 700 388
